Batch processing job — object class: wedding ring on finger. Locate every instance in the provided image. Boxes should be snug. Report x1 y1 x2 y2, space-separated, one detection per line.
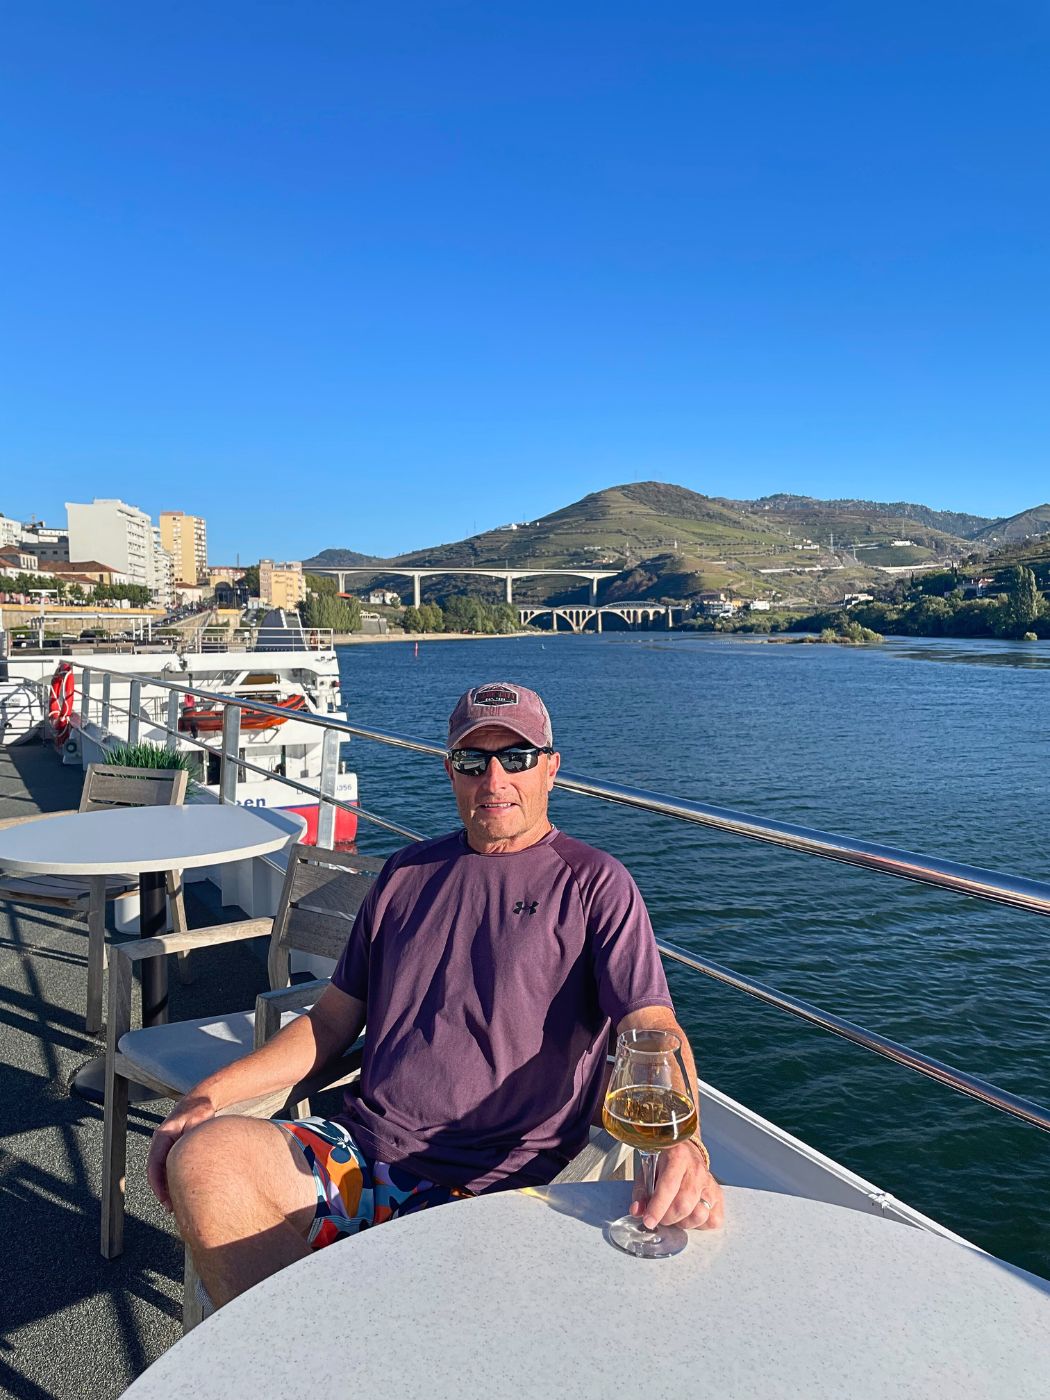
699 1197 713 1210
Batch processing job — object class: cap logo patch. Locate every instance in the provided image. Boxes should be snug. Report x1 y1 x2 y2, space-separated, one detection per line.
472 685 518 708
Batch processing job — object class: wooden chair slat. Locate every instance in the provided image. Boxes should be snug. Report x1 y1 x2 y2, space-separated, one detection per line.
80 765 188 813
280 919 354 961
279 870 374 958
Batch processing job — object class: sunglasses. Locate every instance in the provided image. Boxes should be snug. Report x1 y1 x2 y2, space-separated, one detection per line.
448 745 553 776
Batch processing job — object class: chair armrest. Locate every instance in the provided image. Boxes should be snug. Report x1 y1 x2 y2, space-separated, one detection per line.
551 1128 633 1184
105 917 274 1054
254 979 330 1047
220 1043 365 1122
109 917 274 966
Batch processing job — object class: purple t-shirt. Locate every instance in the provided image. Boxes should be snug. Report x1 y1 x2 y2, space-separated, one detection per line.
331 827 673 1193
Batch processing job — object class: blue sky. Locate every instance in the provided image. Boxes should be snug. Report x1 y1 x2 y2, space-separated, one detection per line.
1 3 1047 562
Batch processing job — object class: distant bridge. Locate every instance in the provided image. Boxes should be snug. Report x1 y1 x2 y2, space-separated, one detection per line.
518 603 679 633
308 565 618 608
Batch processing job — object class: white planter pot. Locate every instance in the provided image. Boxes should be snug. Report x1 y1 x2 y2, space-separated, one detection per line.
113 892 173 936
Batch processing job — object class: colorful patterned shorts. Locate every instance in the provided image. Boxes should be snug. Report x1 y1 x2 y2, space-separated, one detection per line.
276 1117 471 1251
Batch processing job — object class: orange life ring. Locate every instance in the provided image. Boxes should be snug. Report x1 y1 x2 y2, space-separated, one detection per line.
48 662 75 746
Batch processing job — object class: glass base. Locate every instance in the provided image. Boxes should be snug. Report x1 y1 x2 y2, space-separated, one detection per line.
607 1213 688 1259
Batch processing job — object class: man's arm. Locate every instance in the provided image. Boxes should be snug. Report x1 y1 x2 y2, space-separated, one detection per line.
147 983 365 1209
615 1004 723 1232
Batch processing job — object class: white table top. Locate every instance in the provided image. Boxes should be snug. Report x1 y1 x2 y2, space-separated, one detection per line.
0 803 305 875
123 1182 1050 1399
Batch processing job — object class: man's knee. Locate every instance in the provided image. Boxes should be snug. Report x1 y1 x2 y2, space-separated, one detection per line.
167 1116 313 1230
167 1116 245 1210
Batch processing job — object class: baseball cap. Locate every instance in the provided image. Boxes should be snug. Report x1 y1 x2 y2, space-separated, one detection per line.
447 682 554 750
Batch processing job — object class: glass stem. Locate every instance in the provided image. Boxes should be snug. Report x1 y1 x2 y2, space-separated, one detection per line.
639 1150 657 1232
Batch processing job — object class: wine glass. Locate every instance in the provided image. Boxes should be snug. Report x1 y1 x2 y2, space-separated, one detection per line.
602 1027 698 1258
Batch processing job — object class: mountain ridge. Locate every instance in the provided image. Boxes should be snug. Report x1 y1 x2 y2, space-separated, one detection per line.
303 481 1048 606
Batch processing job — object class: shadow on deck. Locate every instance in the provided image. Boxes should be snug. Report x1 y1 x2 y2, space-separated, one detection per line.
0 742 273 1399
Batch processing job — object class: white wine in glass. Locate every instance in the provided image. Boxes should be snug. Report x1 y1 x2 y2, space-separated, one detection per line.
603 1028 697 1258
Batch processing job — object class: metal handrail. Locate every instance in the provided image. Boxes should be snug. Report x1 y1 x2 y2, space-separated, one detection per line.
656 940 1050 1132
50 661 1050 1135
66 678 424 845
68 664 1050 920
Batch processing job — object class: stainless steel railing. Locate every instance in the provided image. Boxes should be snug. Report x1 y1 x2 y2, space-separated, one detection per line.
40 661 1050 1134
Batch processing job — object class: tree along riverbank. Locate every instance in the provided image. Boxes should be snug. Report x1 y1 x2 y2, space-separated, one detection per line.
682 564 1049 643
333 630 533 644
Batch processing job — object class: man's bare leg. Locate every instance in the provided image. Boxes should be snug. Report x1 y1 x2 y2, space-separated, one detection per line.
166 1116 318 1308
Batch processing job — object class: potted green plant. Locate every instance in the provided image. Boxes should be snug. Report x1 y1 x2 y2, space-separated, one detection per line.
103 741 193 773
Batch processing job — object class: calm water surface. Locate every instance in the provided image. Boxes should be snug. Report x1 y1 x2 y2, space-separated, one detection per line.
336 634 1050 1278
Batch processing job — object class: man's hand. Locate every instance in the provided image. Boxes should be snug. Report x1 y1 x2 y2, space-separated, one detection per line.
630 1140 724 1231
147 1092 217 1211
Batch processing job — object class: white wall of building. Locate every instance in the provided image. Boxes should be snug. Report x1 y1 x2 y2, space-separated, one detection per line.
66 498 173 606
67 499 153 582
151 527 175 608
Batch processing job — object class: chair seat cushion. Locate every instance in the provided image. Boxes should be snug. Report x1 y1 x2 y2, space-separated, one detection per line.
118 1009 305 1096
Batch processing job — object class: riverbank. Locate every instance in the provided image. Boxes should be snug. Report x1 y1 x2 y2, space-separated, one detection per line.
333 630 534 644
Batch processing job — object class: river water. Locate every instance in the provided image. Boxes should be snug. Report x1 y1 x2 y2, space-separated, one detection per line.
336 633 1050 1278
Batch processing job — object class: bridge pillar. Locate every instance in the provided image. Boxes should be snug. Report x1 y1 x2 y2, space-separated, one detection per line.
596 608 602 634
505 575 513 604
413 575 421 608
666 607 673 629
589 577 598 603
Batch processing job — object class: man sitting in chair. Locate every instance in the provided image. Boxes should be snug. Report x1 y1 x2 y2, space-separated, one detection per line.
150 682 723 1307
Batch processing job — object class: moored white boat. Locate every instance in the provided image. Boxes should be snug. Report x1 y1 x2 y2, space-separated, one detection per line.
0 616 358 846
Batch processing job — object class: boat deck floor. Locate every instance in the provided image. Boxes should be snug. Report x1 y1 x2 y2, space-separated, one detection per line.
0 741 276 1399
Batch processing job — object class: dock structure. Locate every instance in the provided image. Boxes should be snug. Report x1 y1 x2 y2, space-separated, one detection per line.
0 741 271 1399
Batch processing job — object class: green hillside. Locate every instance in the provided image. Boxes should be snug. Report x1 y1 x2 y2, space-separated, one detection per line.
305 481 1010 606
733 494 992 540
971 504 1050 545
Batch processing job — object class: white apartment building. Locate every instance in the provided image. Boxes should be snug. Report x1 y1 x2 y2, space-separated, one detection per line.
66 498 173 607
152 526 175 609
159 510 208 585
0 514 22 548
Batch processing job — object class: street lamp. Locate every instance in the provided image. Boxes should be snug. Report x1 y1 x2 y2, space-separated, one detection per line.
28 588 58 648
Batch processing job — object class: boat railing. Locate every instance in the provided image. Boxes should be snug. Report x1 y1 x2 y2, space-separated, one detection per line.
36 661 1050 1137
181 625 336 654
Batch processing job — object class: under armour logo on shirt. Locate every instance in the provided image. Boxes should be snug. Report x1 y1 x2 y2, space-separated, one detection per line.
513 900 539 915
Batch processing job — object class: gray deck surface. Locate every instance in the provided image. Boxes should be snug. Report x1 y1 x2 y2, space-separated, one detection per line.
0 742 278 1399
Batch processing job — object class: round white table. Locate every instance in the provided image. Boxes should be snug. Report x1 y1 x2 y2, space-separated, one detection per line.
0 803 304 1098
122 1182 1050 1399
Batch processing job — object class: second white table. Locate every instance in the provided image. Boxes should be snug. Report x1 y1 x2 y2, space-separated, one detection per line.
0 803 305 1098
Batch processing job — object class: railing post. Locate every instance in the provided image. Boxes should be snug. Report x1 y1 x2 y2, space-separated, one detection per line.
128 679 142 744
81 669 94 726
166 690 179 751
220 704 241 805
100 674 112 733
316 728 342 850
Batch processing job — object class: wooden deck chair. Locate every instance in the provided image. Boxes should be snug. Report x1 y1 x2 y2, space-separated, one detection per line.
0 762 190 1033
101 842 383 1266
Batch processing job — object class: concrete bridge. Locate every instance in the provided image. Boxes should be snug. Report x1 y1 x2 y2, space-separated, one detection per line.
518 603 678 633
308 565 618 608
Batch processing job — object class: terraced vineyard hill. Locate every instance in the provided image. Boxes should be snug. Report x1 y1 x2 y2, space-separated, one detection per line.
305 481 1012 606
971 504 1050 544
